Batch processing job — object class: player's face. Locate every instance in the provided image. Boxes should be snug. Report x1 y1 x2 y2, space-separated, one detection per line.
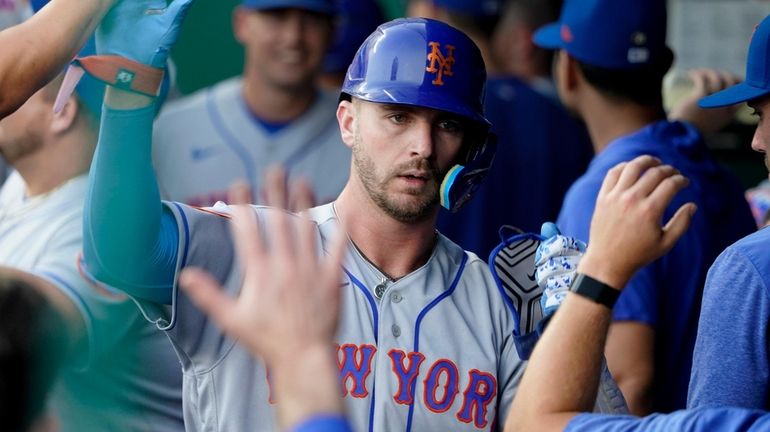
749 95 770 179
345 100 466 223
0 89 50 164
235 7 332 91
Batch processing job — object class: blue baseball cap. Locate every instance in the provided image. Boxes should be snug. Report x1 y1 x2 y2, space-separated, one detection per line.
323 0 384 73
241 0 335 15
700 15 770 108
432 0 502 18
533 0 670 70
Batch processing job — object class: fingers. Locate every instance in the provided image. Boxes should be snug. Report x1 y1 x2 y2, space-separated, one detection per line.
179 267 238 334
228 181 253 205
647 174 690 214
263 167 294 257
690 69 741 95
264 166 289 210
598 161 626 196
630 164 680 198
614 155 662 191
539 222 561 239
661 203 697 251
318 227 349 329
228 183 266 276
289 179 316 213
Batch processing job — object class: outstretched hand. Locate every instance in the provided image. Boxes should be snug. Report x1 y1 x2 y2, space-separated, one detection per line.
668 69 741 135
579 155 696 289
97 0 195 68
179 167 347 366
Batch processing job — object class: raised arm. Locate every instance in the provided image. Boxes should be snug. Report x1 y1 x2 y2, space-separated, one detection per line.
506 156 695 432
83 0 195 304
0 0 115 118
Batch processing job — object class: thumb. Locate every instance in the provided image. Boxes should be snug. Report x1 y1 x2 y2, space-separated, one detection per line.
540 222 561 239
661 203 697 252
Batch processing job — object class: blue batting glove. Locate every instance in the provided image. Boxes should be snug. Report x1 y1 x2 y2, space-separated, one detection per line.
96 0 195 68
535 222 586 317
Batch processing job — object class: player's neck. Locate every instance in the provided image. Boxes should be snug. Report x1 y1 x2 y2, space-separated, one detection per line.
13 137 91 196
241 75 317 124
335 185 439 280
580 96 665 153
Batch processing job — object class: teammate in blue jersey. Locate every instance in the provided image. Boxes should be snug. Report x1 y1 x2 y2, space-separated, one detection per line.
82 5 544 429
438 77 593 258
152 0 350 207
534 0 755 414
687 13 770 411
407 0 594 259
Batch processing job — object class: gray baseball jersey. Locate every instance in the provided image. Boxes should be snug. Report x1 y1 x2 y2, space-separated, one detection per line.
132 201 524 432
0 172 184 432
152 77 351 206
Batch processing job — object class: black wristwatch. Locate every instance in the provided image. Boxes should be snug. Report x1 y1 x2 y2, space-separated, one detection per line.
573 273 621 309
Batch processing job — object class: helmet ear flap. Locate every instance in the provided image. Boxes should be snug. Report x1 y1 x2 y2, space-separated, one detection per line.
440 133 497 212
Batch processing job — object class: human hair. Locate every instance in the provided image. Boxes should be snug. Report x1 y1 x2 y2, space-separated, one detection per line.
0 277 68 431
575 52 673 107
499 0 563 31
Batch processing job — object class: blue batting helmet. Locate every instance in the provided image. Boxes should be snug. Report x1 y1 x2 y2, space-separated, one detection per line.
341 17 495 212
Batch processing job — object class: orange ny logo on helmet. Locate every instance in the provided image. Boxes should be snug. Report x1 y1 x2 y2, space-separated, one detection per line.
425 42 456 86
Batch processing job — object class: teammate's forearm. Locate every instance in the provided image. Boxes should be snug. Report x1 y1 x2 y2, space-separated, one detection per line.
0 0 114 117
506 257 619 432
84 88 177 302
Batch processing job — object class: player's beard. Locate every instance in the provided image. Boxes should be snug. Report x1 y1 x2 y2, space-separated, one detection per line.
352 134 443 224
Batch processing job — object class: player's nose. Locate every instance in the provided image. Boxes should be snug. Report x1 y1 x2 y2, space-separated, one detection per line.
407 119 434 159
752 126 768 154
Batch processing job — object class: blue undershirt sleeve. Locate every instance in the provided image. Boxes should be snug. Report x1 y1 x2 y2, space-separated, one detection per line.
83 103 178 304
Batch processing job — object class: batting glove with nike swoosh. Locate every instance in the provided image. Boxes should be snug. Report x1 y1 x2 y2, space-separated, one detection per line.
535 222 586 317
96 0 194 68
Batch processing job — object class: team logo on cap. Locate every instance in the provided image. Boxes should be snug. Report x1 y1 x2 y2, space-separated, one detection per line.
426 42 456 86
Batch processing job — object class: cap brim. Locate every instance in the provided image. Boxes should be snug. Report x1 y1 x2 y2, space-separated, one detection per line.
533 23 564 50
699 82 770 108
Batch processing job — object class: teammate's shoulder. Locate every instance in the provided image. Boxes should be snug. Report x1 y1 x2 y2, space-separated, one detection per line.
156 76 243 122
719 227 770 266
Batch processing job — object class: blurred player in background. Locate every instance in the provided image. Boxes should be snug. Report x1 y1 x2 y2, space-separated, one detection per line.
152 0 350 207
0 22 184 429
317 0 385 90
535 0 755 414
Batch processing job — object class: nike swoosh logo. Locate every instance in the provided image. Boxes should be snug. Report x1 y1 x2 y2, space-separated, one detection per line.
191 147 219 161
527 271 536 281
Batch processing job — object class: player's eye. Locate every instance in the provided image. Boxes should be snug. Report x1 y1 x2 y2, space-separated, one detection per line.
388 113 408 124
437 119 463 134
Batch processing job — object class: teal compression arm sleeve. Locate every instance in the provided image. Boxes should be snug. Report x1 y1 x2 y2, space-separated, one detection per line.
84 103 179 304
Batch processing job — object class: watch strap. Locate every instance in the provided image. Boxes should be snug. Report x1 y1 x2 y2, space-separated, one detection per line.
573 273 620 309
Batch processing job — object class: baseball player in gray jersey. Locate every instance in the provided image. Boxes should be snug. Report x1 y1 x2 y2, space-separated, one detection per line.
152 0 350 207
84 3 524 429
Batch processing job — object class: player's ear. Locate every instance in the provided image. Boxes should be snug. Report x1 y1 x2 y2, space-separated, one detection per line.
49 96 79 135
337 100 356 149
232 6 250 45
561 51 580 91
